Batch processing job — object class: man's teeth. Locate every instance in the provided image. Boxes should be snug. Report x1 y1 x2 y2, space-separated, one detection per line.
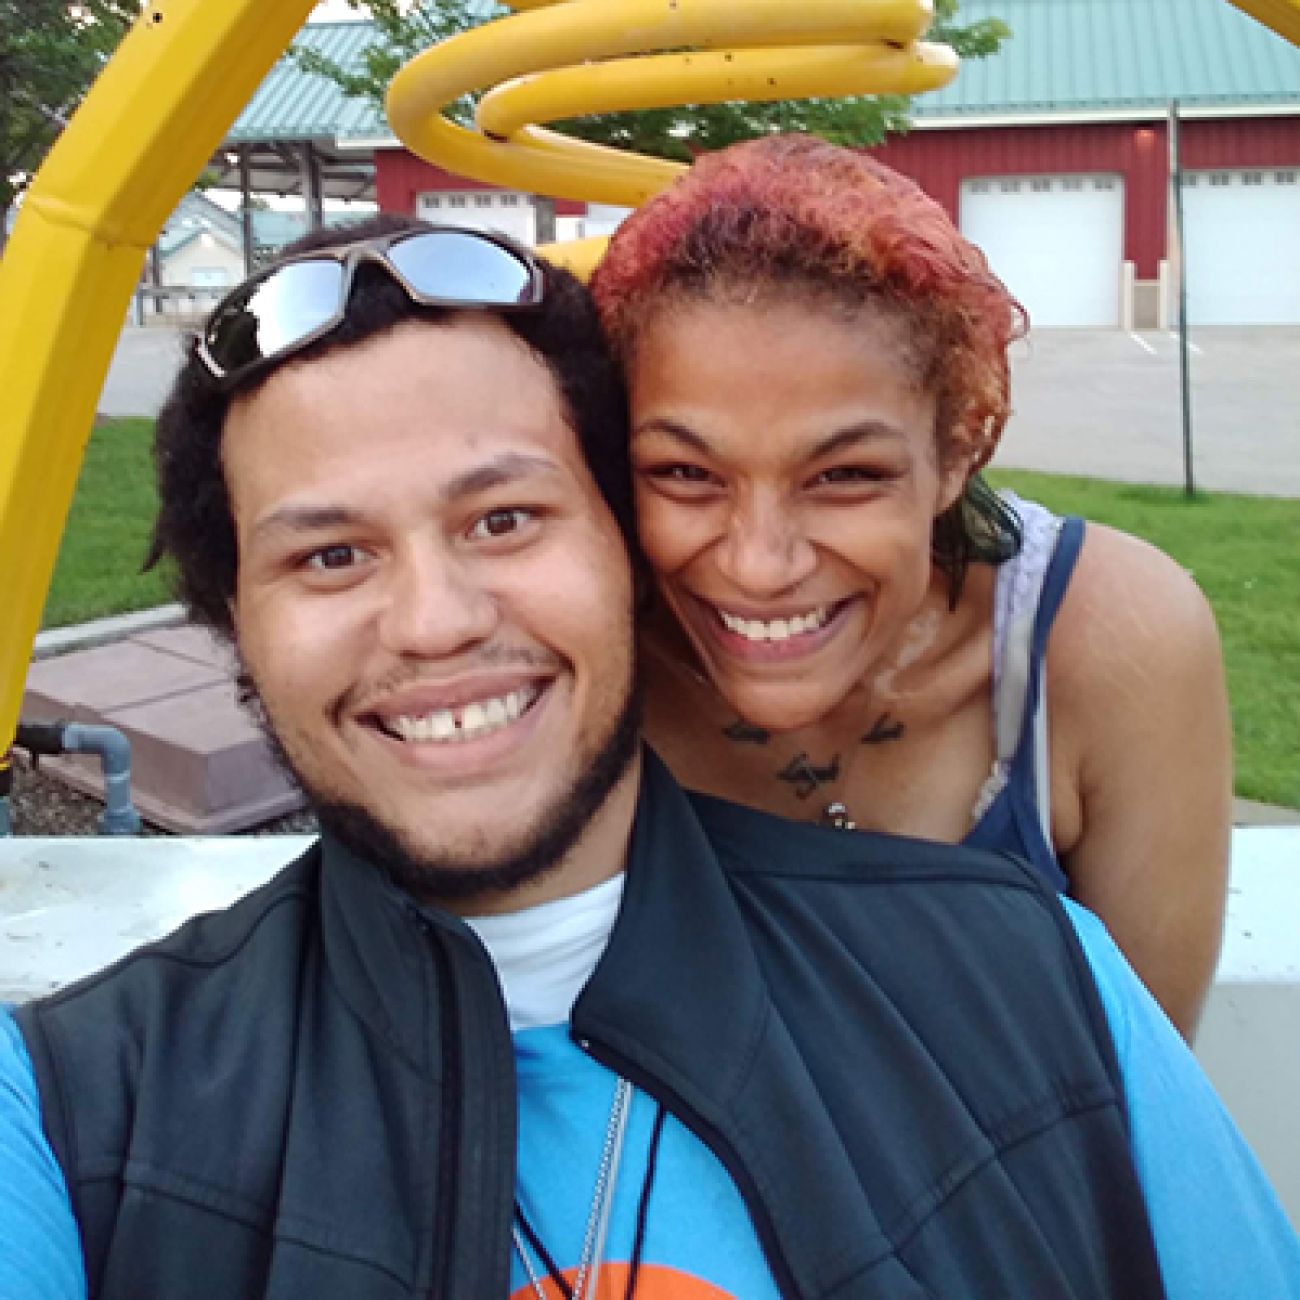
389 686 537 743
718 605 833 643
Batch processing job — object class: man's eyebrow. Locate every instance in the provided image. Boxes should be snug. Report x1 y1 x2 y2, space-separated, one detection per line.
632 418 905 459
440 452 563 502
250 453 564 542
252 504 365 542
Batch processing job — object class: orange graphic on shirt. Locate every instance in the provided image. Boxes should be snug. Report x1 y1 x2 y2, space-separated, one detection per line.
510 1262 734 1298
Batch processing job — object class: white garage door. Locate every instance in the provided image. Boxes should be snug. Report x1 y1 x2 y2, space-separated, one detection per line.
1181 169 1300 326
417 190 537 245
959 174 1125 329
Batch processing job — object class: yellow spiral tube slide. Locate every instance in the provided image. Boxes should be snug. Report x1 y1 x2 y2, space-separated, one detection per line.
388 0 953 213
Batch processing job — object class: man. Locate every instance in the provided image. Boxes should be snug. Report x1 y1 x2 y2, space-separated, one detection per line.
1 217 1296 1299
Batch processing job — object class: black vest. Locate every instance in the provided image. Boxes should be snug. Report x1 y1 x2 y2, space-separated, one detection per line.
17 753 1165 1298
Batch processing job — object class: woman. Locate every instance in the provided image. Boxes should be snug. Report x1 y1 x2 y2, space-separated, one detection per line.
590 134 1231 1040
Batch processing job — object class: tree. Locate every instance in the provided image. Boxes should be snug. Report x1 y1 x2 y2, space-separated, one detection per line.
294 0 1010 161
1 0 137 250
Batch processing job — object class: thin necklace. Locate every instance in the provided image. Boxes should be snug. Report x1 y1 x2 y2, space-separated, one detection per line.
821 800 857 831
513 1076 634 1300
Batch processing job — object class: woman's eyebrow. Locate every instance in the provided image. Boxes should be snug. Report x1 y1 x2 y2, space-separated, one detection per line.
630 417 712 453
808 422 906 459
632 418 905 459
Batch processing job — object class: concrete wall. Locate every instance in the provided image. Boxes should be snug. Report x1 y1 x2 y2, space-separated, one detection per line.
1195 828 1300 1229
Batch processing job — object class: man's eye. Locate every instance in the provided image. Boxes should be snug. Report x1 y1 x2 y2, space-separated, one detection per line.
306 544 362 570
468 508 531 540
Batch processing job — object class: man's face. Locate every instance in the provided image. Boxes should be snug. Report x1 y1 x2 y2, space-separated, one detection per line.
223 316 639 910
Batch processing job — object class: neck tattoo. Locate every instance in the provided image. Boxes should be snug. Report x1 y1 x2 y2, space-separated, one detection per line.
718 709 907 834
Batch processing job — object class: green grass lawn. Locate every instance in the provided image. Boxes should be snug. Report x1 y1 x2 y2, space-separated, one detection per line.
989 470 1299 810
40 417 173 629
41 423 1299 808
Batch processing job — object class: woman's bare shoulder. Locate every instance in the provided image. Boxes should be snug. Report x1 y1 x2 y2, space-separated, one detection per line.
1049 521 1222 701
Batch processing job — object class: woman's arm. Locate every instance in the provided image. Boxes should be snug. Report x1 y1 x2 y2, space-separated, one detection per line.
1049 523 1232 1041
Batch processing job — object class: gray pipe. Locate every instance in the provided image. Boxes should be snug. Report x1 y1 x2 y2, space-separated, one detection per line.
15 721 143 836
60 724 143 836
1 751 12 837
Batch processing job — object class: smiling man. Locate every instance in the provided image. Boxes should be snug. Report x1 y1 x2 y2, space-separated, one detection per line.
224 311 639 912
1 218 1296 1300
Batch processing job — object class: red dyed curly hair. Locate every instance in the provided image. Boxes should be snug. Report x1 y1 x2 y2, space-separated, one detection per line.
591 133 1027 471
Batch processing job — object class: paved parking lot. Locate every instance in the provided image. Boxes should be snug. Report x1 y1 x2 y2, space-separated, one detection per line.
98 324 1300 497
96 327 185 420
1002 328 1300 498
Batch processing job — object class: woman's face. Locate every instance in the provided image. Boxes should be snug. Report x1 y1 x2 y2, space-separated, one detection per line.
627 295 967 733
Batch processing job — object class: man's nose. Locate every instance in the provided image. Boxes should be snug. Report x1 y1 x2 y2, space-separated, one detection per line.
717 494 817 597
377 545 499 658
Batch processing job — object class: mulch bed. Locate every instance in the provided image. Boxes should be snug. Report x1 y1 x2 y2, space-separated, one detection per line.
5 757 316 838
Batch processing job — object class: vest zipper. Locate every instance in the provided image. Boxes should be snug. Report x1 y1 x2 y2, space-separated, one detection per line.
416 910 517 1299
574 1036 803 1300
425 920 463 1299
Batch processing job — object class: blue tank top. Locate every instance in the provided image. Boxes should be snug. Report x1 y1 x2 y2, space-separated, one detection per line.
962 495 1085 893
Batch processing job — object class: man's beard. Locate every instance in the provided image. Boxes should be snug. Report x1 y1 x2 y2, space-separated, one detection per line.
239 668 641 910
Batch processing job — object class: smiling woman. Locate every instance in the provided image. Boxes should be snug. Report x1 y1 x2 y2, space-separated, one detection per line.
590 133 1233 1040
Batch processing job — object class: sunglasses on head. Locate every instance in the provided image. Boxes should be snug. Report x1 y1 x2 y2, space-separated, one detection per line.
196 225 547 390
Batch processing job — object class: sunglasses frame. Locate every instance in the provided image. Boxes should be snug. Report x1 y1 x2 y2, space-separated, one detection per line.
195 225 547 391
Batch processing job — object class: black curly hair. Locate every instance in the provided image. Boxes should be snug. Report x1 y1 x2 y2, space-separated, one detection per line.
147 213 637 638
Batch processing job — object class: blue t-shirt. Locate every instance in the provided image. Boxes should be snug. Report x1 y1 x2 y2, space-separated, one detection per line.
3 901 1298 1299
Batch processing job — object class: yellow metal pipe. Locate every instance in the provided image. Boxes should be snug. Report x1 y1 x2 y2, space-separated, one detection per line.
0 0 318 747
477 42 958 140
388 0 935 200
536 234 613 280
389 0 934 117
1227 0 1300 43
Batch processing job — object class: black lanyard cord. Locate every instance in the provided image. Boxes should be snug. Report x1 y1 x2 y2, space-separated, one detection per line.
623 1103 668 1294
514 1102 669 1300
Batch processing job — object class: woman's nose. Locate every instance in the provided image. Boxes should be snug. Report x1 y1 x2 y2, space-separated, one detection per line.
717 497 817 596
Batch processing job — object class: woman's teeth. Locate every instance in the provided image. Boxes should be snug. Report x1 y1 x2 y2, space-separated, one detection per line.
388 685 538 743
717 605 833 643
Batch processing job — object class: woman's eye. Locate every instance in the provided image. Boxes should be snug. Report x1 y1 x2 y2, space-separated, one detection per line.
306 544 363 571
645 463 717 484
469 507 532 540
813 466 886 486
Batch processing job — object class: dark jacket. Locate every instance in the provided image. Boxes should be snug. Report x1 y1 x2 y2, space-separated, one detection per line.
17 753 1164 1298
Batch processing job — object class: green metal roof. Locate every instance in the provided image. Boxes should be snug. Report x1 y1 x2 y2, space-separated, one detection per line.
913 0 1300 121
227 22 388 144
227 0 1300 147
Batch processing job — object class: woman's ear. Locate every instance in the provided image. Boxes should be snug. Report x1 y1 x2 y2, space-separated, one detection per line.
936 448 974 517
938 415 998 517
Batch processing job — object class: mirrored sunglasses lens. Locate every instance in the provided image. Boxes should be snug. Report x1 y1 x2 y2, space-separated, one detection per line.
206 260 345 372
387 231 536 305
